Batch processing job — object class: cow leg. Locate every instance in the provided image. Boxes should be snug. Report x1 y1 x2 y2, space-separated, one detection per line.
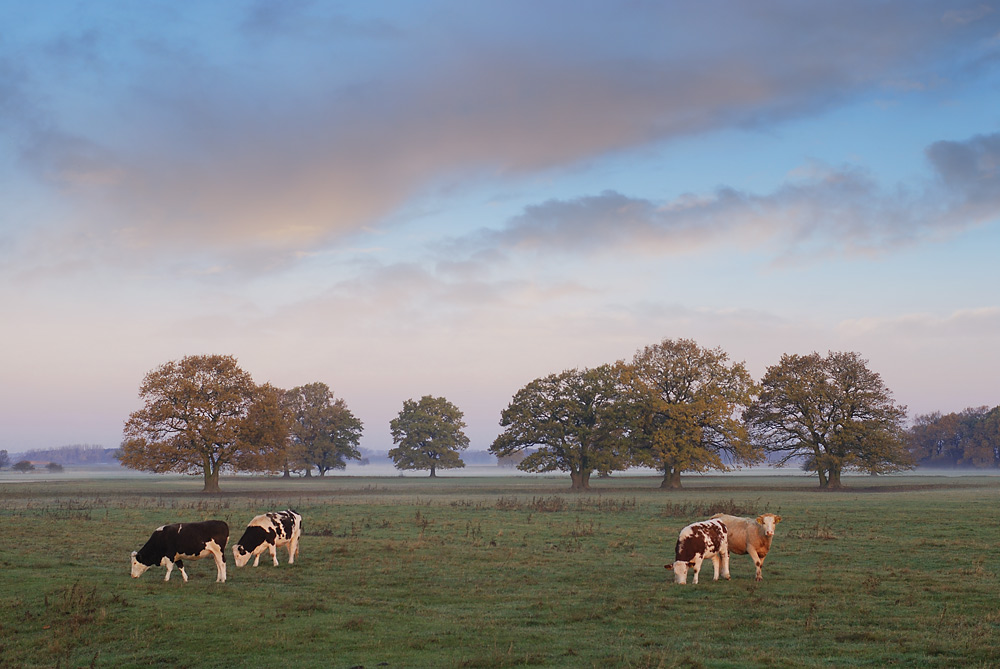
748 546 763 581
269 543 279 566
721 549 731 580
205 546 226 582
252 553 261 567
173 559 188 583
691 556 704 585
163 560 173 582
287 538 298 565
711 554 721 581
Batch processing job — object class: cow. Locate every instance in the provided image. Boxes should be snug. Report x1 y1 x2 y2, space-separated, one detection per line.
130 520 229 583
232 509 302 568
711 513 782 581
665 518 730 585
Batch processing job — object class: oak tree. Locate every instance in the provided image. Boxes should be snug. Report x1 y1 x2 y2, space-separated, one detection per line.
490 364 629 490
626 338 760 489
745 350 911 488
119 354 288 492
389 395 470 476
284 382 363 476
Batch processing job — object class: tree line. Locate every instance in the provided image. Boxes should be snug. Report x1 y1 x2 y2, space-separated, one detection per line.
906 406 1000 468
116 337 989 492
490 341 912 490
117 354 471 492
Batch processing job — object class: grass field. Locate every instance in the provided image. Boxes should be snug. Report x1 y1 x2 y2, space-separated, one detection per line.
1 473 999 668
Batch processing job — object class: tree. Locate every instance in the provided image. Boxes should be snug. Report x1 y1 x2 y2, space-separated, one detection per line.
284 382 364 476
119 354 288 492
745 351 911 489
906 406 1000 468
389 395 470 477
967 406 1000 468
13 460 34 473
0 450 9 469
490 365 629 490
906 407 988 468
625 338 760 489
45 462 64 473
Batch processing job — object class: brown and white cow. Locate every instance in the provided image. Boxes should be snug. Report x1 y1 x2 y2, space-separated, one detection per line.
130 520 229 583
665 518 730 585
711 513 782 581
232 509 302 568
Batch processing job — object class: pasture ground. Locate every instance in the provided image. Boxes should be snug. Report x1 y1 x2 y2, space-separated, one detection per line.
1 473 999 668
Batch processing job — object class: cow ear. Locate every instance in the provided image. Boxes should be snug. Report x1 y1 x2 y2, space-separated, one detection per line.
774 515 782 523
756 516 764 524
664 563 673 570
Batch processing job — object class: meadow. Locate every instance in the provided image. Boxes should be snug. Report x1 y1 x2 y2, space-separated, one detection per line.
1 473 999 668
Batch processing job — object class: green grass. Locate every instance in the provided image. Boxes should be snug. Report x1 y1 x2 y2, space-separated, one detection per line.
2 474 999 667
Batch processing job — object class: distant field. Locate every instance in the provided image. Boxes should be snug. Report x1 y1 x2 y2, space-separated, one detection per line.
2 474 998 668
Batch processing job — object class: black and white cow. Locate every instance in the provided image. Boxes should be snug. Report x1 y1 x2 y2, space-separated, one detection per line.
232 510 302 568
130 520 229 583
665 518 730 585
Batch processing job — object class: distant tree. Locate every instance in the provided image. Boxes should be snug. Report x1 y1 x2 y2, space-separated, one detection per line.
45 462 64 473
22 445 118 466
906 407 988 467
285 382 363 476
745 351 911 488
967 406 1000 468
0 449 8 469
389 396 470 477
12 460 34 473
490 365 630 490
119 354 288 492
496 451 529 468
624 338 760 489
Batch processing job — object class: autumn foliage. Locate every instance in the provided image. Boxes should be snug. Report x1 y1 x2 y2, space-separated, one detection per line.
119 354 287 492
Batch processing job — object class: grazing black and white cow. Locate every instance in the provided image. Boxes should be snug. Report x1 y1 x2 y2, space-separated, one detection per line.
130 520 229 583
233 510 302 568
665 518 730 585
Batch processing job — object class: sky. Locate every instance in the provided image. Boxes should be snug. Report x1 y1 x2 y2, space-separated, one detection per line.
2 1 999 456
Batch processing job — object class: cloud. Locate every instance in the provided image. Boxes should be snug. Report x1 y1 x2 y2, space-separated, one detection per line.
472 132 1000 262
926 133 1000 212
3 1 998 274
839 307 1000 339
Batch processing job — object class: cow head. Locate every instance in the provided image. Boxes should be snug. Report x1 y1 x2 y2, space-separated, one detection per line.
665 561 691 584
232 544 254 568
130 551 149 578
756 514 782 537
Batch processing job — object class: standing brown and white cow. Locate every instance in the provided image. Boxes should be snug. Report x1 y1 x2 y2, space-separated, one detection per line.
232 510 302 568
130 520 229 583
665 518 730 584
711 513 782 581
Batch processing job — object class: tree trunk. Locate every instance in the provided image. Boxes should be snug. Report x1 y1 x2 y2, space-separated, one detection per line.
827 468 843 489
817 468 829 488
660 467 683 489
202 466 221 493
570 471 590 490
429 464 437 477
